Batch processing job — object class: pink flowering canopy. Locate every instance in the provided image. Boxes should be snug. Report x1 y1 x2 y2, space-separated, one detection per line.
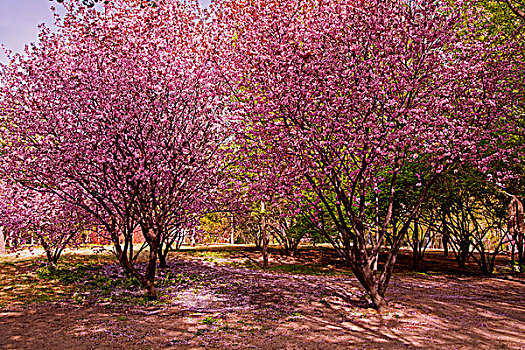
212 0 518 310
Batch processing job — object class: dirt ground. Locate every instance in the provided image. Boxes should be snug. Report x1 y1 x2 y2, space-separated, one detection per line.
0 247 524 350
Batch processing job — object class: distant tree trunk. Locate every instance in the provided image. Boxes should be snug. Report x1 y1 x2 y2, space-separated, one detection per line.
508 196 525 266
261 202 269 268
441 208 450 257
157 227 176 269
442 230 449 257
411 214 421 271
190 228 196 246
230 212 235 245
0 227 5 255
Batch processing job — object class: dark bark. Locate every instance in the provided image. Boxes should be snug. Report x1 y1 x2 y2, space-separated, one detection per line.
109 223 159 300
442 230 449 257
158 249 167 269
412 215 420 271
140 224 161 300
261 209 269 268
351 261 389 312
144 240 158 300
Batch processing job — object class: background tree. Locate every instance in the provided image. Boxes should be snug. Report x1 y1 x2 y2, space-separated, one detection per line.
0 181 91 266
426 168 510 273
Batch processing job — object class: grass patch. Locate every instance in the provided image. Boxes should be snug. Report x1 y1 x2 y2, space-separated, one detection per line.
0 251 148 307
202 316 218 325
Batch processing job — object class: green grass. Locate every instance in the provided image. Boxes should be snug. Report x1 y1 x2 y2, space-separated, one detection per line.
202 316 218 325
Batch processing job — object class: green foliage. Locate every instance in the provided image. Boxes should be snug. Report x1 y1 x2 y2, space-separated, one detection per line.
200 212 231 243
478 0 524 36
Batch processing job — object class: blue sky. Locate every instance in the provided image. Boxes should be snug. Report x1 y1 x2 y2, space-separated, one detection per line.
0 0 211 63
0 0 61 63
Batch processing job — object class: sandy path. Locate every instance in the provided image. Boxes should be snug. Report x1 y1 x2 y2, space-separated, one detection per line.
1 258 524 349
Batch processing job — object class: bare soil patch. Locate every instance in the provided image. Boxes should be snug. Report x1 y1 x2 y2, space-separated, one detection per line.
0 246 523 349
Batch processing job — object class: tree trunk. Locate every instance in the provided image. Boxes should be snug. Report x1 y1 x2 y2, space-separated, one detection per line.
0 227 5 255
142 250 158 300
442 214 449 257
230 212 235 245
369 289 388 313
143 228 159 300
157 247 167 269
412 242 419 271
261 202 268 268
508 196 524 266
412 217 419 271
443 232 449 257
352 263 389 313
518 234 524 266
110 224 160 300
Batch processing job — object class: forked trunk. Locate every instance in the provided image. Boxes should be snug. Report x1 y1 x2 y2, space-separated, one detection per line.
351 262 389 313
369 289 388 313
110 226 159 300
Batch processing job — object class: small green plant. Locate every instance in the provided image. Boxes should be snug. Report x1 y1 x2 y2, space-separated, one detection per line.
72 292 86 304
123 276 141 289
220 324 231 331
202 316 218 325
122 296 149 306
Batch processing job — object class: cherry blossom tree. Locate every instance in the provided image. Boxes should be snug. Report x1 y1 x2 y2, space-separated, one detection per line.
0 181 91 265
50 0 154 9
213 0 517 310
1 0 227 299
